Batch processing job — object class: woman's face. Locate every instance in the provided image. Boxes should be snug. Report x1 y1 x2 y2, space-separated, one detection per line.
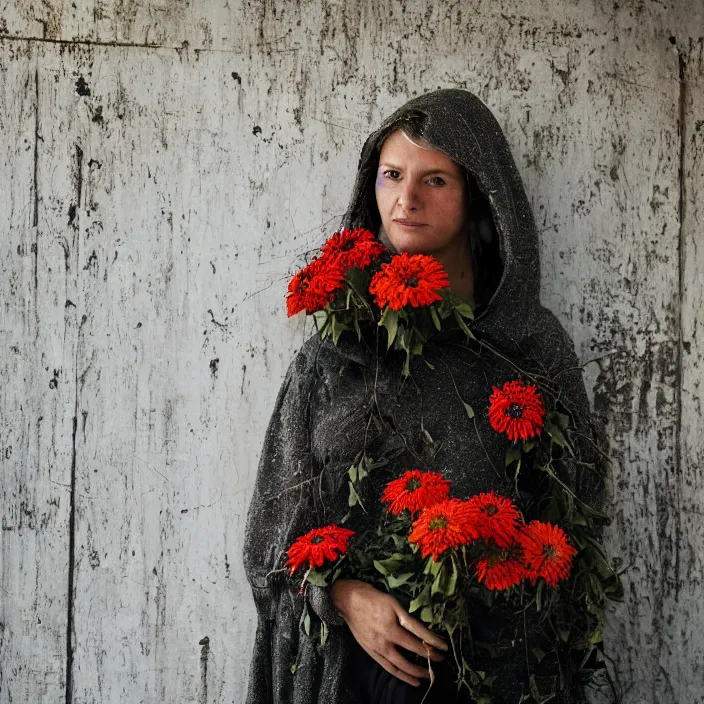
375 129 469 258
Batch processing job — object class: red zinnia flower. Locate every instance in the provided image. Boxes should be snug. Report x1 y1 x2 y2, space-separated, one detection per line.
488 380 545 443
475 543 527 591
381 469 451 517
465 491 522 549
519 521 577 587
369 252 450 310
321 227 386 271
285 524 355 575
409 499 479 561
286 256 346 317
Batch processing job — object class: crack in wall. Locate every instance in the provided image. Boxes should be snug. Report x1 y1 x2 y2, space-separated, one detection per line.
32 66 38 226
65 411 77 704
0 33 165 50
198 636 209 704
32 61 39 344
65 142 84 704
675 44 687 595
0 33 216 54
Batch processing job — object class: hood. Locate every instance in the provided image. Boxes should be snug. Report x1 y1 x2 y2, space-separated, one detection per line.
341 88 542 349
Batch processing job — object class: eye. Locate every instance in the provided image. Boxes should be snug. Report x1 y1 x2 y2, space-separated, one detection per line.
428 176 446 186
382 169 401 180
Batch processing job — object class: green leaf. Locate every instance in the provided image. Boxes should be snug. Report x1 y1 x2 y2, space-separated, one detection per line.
348 481 365 510
454 301 475 320
431 566 445 596
378 307 399 350
430 558 458 597
304 612 311 635
402 350 411 378
535 580 544 612
420 606 433 623
331 314 348 345
348 464 358 483
572 511 588 526
430 306 441 331
453 310 476 340
545 418 568 448
352 314 362 341
391 533 407 551
505 446 521 467
424 556 443 576
313 309 328 331
555 411 571 430
531 647 547 664
587 623 603 645
305 569 330 587
373 559 391 577
374 554 410 576
409 586 430 613
463 402 475 419
447 558 458 596
320 621 328 647
387 572 414 589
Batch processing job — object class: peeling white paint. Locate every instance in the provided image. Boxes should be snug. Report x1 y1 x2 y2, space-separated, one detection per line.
0 2 702 703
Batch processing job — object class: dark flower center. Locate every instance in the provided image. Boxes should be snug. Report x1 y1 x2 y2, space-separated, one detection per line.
506 402 524 419
487 550 510 566
406 477 422 492
429 516 448 530
542 544 557 559
311 536 324 544
341 241 355 251
405 277 419 288
483 504 498 516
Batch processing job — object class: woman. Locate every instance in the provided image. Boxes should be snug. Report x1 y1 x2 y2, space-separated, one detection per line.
243 89 605 703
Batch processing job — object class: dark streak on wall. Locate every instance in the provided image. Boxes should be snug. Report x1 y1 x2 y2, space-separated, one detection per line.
33 63 40 342
199 636 210 704
65 411 78 704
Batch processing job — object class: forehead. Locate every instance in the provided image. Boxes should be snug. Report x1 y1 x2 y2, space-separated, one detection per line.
378 130 461 174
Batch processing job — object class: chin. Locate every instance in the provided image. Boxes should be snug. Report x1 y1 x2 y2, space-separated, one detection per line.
393 242 438 256
387 236 426 255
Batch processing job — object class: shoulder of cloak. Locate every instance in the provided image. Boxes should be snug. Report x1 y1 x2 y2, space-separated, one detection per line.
511 305 608 510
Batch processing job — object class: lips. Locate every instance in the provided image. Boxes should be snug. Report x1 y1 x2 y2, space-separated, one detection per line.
393 219 427 227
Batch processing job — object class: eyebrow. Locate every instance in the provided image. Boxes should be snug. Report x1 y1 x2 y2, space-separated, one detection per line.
378 163 456 178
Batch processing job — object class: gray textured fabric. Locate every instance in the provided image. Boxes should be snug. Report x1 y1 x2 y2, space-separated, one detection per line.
242 89 605 703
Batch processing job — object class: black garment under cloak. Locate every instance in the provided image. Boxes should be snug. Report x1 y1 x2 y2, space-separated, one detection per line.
242 89 606 704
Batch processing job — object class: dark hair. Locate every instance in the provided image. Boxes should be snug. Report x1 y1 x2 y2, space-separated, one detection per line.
363 113 504 315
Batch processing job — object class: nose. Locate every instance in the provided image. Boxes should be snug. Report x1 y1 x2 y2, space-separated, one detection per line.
397 179 421 212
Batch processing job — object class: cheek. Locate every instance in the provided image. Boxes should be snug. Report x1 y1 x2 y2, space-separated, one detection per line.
375 178 393 214
434 191 466 228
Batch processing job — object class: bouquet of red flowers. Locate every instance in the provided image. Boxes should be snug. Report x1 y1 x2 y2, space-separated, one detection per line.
286 227 475 376
283 377 621 701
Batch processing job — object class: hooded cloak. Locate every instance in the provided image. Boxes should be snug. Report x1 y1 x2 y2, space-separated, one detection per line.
242 89 606 703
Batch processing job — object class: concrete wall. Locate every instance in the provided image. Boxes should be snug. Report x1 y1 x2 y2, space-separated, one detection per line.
1 1 702 701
